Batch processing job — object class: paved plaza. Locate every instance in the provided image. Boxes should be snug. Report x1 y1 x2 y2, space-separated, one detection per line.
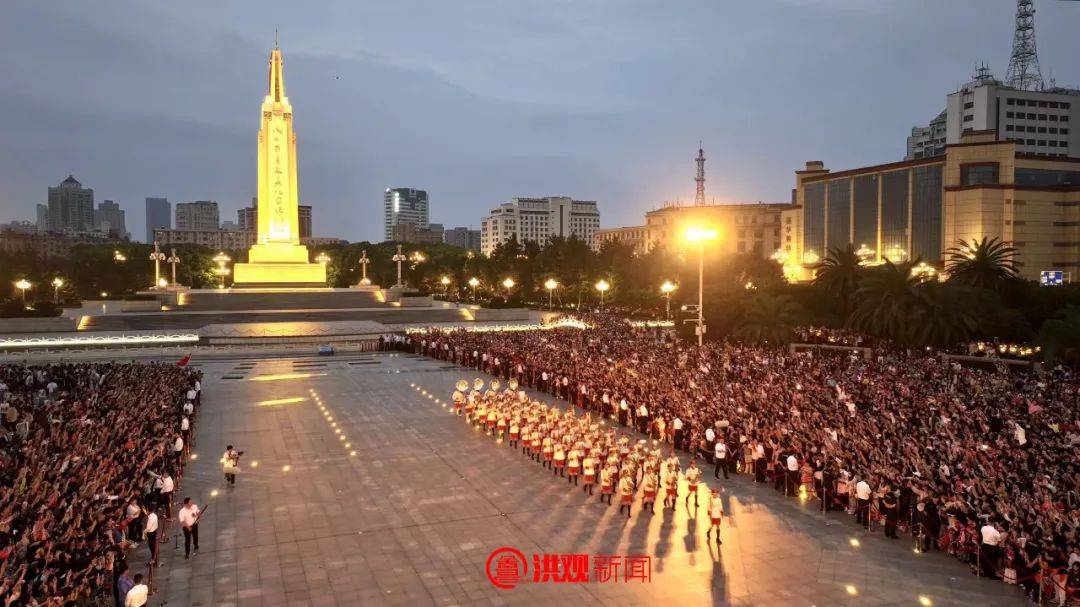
151 352 1026 606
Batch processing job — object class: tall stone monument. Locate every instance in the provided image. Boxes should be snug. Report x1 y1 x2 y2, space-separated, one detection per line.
233 41 326 286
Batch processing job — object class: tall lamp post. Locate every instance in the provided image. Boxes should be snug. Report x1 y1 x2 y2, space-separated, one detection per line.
167 249 181 286
51 277 64 304
113 250 127 263
660 280 677 320
544 278 558 309
392 245 406 288
468 277 480 301
212 252 231 289
595 279 610 309
149 241 166 289
501 277 515 302
14 279 31 307
358 250 371 286
685 226 718 346
440 276 451 298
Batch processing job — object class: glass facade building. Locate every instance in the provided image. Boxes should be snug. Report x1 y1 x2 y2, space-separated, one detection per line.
826 179 851 251
911 165 943 263
852 175 878 252
880 170 910 260
804 182 825 258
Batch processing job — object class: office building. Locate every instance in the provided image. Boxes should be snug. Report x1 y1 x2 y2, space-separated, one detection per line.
907 110 948 160
145 197 171 242
175 200 220 231
392 221 444 245
644 202 790 258
443 227 481 251
35 204 49 232
237 198 312 238
787 130 1079 282
383 188 429 241
153 228 256 250
47 175 94 233
0 230 119 258
480 196 600 255
596 226 649 256
94 200 127 238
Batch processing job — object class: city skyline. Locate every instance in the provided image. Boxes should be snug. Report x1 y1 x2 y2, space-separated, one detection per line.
1 1 1079 244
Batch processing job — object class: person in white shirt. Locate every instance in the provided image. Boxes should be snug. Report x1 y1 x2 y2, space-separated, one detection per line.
854 479 872 528
707 489 724 544
125 575 148 607
143 507 159 564
714 440 728 480
178 497 201 558
173 434 185 470
161 471 175 518
980 520 1003 578
636 404 648 433
785 454 800 496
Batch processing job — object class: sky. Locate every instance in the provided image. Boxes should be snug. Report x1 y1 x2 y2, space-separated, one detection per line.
1 0 1078 243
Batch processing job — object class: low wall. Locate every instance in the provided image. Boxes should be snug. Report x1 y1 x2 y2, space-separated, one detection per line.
0 317 79 334
471 308 530 322
400 296 433 308
121 300 163 312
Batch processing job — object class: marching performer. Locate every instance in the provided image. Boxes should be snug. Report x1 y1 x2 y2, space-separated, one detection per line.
663 465 679 510
567 444 581 486
553 441 566 477
582 452 597 495
600 464 616 504
618 470 635 519
508 415 520 449
684 460 702 509
641 469 658 514
707 489 724 544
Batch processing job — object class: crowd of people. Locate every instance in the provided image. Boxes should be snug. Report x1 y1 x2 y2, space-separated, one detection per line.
0 362 201 606
410 315 1079 603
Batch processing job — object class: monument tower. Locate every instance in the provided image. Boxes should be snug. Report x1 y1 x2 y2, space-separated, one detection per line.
233 40 326 286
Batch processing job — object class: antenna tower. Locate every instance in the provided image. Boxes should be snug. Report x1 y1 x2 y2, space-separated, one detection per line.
1005 0 1044 91
694 144 706 206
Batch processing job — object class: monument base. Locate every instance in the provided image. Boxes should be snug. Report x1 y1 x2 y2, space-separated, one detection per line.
233 261 326 286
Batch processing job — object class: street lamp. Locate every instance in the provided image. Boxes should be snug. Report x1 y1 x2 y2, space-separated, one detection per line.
544 278 558 309
212 252 231 289
440 275 451 298
113 250 127 263
51 277 64 304
392 245 406 288
595 279 610 308
501 277 515 301
14 279 31 307
660 280 677 320
149 241 166 288
685 226 718 346
468 277 480 300
315 252 331 265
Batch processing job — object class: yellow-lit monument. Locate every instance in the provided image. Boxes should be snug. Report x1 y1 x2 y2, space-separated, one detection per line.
233 42 326 286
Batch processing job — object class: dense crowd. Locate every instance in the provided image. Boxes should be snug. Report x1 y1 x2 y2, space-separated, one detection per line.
411 316 1079 603
0 362 200 606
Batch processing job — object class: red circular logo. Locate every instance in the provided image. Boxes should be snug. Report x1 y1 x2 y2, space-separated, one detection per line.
485 546 528 589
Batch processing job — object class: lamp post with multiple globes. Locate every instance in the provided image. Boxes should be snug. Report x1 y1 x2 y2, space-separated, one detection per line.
595 279 610 309
467 277 480 301
14 279 31 307
212 252 231 289
392 245 406 288
544 278 558 309
167 249 181 286
660 280 677 320
51 277 64 304
439 276 451 298
501 277 515 302
149 241 166 289
358 250 372 286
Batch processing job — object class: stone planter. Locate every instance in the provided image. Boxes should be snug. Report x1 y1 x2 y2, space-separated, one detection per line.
0 317 79 334
399 296 433 308
120 300 163 312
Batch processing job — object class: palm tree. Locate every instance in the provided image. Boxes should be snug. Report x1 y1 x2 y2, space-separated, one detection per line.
945 237 1020 291
907 283 986 348
734 293 803 345
813 244 863 318
847 259 920 341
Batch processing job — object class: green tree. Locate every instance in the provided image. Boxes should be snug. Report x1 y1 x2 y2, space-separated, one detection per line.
813 244 863 319
1038 305 1080 366
734 293 803 345
945 237 1020 291
847 260 920 341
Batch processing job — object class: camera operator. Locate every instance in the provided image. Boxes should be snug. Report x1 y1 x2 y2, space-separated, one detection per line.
223 444 243 487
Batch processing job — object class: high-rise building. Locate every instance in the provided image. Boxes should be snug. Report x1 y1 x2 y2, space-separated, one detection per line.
392 222 444 244
94 200 127 238
35 204 49 232
47 175 94 233
175 201 220 231
596 226 649 256
480 196 600 255
238 198 311 238
383 188 429 241
145 197 171 242
906 109 948 160
443 227 481 251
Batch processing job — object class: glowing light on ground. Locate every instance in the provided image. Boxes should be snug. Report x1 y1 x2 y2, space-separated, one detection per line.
249 372 327 382
257 397 307 407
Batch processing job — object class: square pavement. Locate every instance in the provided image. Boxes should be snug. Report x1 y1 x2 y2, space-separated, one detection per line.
143 352 1027 606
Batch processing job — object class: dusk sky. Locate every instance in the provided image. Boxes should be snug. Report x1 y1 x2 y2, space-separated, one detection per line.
1 0 1078 242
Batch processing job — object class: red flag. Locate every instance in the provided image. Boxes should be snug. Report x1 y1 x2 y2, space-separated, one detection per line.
176 354 191 367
